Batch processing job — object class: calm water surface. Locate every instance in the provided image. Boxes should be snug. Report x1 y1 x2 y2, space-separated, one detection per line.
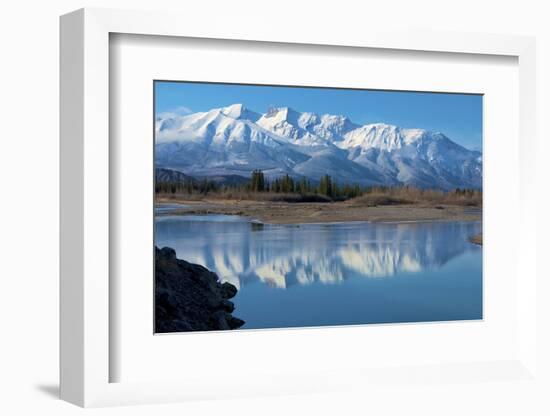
155 214 482 329
154 203 190 214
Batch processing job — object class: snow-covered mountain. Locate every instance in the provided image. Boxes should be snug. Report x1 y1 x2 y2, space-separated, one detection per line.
155 104 482 189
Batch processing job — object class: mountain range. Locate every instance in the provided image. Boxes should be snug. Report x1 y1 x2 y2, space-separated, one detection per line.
155 103 482 190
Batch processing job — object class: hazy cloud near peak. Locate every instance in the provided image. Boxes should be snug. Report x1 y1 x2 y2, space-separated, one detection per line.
157 106 193 118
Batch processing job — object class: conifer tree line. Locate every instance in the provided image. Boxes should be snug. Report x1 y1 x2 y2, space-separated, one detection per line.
156 169 481 202
233 170 365 199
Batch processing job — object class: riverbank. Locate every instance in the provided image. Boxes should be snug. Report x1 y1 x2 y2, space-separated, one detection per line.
469 233 483 245
156 197 482 224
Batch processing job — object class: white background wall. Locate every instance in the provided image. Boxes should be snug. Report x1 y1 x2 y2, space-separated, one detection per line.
0 1 548 415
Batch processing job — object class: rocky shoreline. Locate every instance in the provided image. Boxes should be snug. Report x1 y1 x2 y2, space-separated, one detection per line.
155 246 245 332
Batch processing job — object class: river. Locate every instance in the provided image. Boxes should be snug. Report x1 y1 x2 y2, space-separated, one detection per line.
155 213 482 329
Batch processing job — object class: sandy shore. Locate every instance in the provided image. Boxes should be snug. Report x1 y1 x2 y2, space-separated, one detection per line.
156 198 482 224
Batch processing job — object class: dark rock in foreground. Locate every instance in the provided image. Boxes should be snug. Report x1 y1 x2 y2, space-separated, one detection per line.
155 246 245 332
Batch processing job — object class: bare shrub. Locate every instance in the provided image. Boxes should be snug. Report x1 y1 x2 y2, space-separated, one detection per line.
350 186 481 207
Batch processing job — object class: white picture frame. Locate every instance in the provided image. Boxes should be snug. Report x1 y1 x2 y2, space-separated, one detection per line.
60 7 538 407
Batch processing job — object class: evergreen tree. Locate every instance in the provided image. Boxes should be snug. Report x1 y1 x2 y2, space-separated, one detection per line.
250 170 266 192
319 174 333 197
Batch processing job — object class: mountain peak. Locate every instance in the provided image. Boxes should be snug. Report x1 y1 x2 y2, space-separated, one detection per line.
220 103 260 122
221 103 244 116
257 107 303 136
340 123 405 151
263 106 300 120
365 122 399 130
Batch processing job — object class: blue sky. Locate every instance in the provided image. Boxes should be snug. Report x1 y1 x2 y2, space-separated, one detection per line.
155 81 482 150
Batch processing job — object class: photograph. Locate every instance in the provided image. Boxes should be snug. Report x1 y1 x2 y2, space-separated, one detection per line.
153 81 483 333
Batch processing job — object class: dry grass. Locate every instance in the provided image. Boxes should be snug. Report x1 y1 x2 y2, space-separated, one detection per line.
349 193 410 207
158 186 482 207
350 187 482 207
157 191 332 203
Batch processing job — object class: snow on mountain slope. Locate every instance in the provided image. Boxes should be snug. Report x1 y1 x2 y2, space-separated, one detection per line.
256 107 320 145
340 123 406 151
220 103 261 122
339 124 482 188
155 104 482 189
256 107 359 145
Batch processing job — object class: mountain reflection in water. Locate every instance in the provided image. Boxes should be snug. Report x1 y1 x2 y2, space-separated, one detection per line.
155 215 481 290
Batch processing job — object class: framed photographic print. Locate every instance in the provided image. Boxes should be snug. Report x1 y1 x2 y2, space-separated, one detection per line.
60 8 539 408
153 81 483 333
